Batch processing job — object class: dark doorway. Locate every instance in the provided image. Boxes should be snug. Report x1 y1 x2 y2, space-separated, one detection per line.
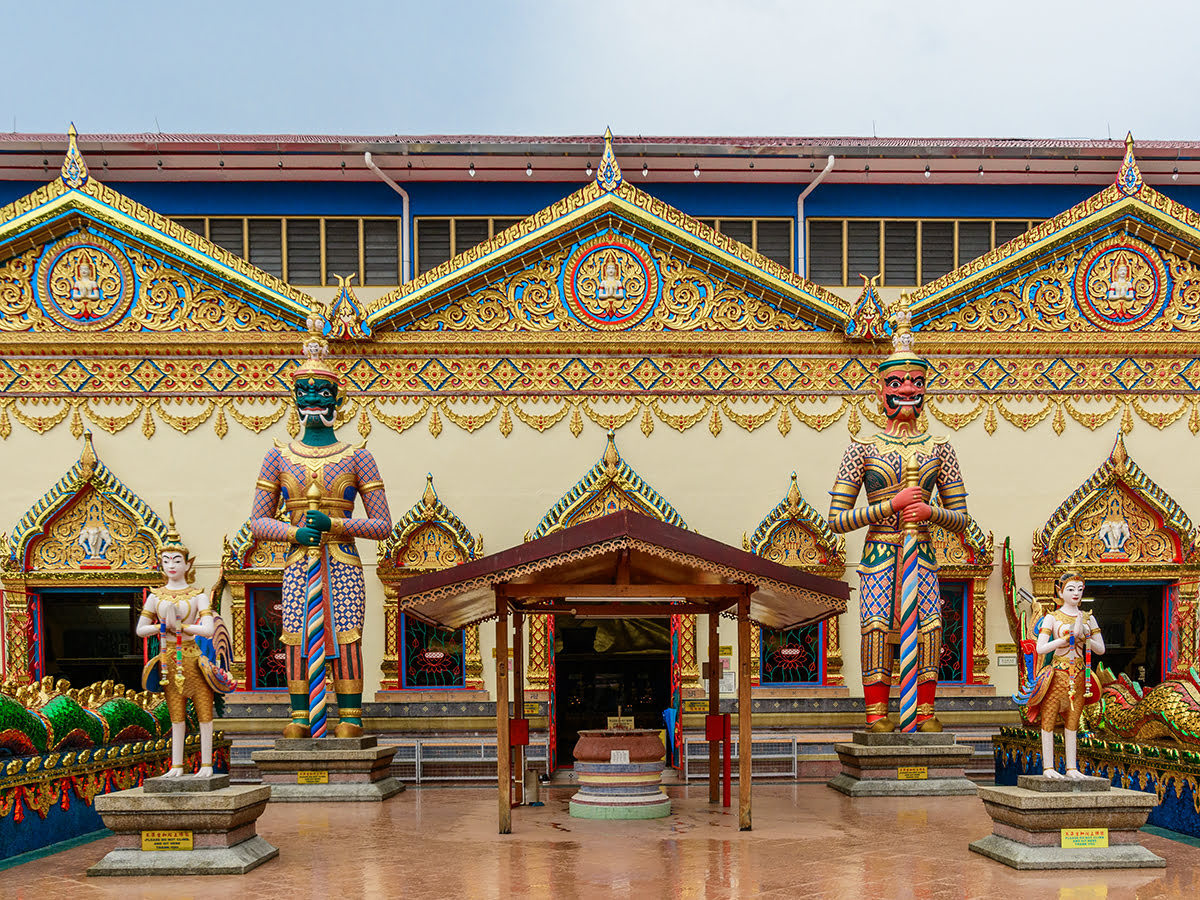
40 587 145 690
554 615 670 767
1085 582 1165 688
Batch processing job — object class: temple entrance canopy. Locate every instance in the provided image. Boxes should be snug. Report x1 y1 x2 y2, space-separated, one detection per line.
392 509 849 833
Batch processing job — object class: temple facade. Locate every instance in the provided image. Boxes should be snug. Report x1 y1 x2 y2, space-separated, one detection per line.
2 127 1199 766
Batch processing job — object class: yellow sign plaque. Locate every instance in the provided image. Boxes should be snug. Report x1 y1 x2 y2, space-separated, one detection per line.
1061 827 1108 849
719 645 732 656
141 830 193 851
297 770 330 785
524 701 540 716
682 699 708 713
897 766 928 780
606 715 636 729
995 643 1018 655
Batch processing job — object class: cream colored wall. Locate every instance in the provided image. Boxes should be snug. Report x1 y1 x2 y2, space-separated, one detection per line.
4 405 1195 702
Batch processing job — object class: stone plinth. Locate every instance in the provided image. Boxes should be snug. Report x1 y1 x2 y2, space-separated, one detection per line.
88 775 276 876
251 736 404 802
827 732 978 797
569 729 670 820
969 775 1164 869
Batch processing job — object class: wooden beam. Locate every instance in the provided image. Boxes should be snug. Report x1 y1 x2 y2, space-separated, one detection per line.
502 583 746 599
616 548 631 584
511 602 715 617
495 589 511 835
512 609 525 807
738 588 752 831
708 608 720 804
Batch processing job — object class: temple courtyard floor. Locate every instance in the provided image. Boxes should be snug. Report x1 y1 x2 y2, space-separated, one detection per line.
5 782 1200 899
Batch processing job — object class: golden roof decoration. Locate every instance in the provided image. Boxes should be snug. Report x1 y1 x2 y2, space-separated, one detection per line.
1116 132 1144 197
377 473 482 569
1032 432 1198 565
60 123 88 189
596 126 622 192
846 273 887 341
3 431 168 573
526 430 687 541
328 273 371 339
742 472 845 572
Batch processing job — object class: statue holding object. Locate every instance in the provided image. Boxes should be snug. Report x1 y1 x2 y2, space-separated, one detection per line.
827 302 971 732
137 504 235 776
247 316 391 738
1017 571 1105 779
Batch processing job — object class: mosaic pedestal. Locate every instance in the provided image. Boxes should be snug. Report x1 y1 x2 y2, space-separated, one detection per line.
969 774 1164 870
88 774 277 876
827 732 978 797
251 736 404 801
569 729 670 820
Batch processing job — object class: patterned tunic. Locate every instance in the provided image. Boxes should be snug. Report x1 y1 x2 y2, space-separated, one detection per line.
828 433 969 681
249 440 391 645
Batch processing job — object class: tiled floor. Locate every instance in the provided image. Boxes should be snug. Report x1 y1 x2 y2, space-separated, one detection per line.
6 783 1200 899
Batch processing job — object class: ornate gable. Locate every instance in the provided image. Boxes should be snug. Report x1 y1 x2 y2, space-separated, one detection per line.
1033 433 1197 568
377 474 482 577
526 430 686 540
222 497 290 573
915 135 1200 334
930 517 993 569
2 431 167 576
743 473 845 576
367 130 849 335
0 126 313 334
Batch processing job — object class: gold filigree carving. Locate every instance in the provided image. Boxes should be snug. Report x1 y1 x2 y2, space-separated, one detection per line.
31 490 157 572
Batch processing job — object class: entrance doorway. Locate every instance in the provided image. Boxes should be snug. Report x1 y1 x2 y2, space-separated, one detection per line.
554 615 670 766
1085 582 1166 688
39 587 145 690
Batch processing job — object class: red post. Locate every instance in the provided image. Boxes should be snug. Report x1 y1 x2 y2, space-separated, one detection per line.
722 713 731 808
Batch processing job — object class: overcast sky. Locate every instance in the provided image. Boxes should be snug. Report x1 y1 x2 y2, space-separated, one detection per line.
7 0 1198 139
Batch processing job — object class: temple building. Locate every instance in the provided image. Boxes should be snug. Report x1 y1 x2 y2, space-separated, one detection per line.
2 127 1199 779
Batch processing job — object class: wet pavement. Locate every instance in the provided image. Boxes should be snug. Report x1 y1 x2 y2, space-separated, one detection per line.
6 782 1200 899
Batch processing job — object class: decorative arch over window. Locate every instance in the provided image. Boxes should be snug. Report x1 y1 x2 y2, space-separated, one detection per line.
222 496 290 690
743 473 847 686
377 474 483 689
929 517 994 684
1029 432 1200 673
1 431 168 684
524 431 699 696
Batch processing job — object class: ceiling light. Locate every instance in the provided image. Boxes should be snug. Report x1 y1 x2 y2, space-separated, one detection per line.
586 161 593 177
468 162 475 177
924 164 930 179
978 165 984 176
693 163 700 178
526 162 533 177
642 162 648 177
1173 167 1180 181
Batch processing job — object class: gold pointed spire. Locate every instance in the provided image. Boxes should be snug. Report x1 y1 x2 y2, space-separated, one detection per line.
879 295 927 372
786 472 802 516
160 499 191 558
60 123 89 189
78 430 97 480
421 473 438 514
603 429 620 477
596 126 622 192
1115 131 1144 196
1110 431 1129 469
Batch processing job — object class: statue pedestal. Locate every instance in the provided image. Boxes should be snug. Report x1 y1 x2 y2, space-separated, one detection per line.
88 774 277 876
569 729 670 820
827 732 977 797
969 775 1164 870
251 736 404 802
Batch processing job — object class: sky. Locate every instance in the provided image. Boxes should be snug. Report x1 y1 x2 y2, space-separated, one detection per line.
5 0 1199 139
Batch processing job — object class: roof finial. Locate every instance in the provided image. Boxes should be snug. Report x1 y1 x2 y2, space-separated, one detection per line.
1116 131 1143 196
421 473 438 513
79 429 97 479
596 126 622 192
786 472 801 516
1110 431 1129 469
603 429 620 477
61 122 89 189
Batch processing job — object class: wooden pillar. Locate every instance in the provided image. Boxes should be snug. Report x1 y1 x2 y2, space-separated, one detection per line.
495 587 511 834
708 607 720 803
737 589 752 831
512 608 525 806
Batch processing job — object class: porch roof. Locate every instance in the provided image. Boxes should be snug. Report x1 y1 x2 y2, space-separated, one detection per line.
393 510 849 630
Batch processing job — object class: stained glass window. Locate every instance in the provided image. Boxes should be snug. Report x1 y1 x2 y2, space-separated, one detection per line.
401 614 466 689
760 622 823 685
249 586 286 690
938 581 968 683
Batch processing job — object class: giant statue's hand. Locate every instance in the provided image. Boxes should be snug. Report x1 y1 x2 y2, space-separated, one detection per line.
305 510 332 532
296 526 323 546
900 501 933 524
890 486 923 513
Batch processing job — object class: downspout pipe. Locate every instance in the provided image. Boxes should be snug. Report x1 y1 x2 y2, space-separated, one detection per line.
796 154 835 278
363 151 412 283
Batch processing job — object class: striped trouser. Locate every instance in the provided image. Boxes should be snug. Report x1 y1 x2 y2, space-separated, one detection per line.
286 640 363 695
